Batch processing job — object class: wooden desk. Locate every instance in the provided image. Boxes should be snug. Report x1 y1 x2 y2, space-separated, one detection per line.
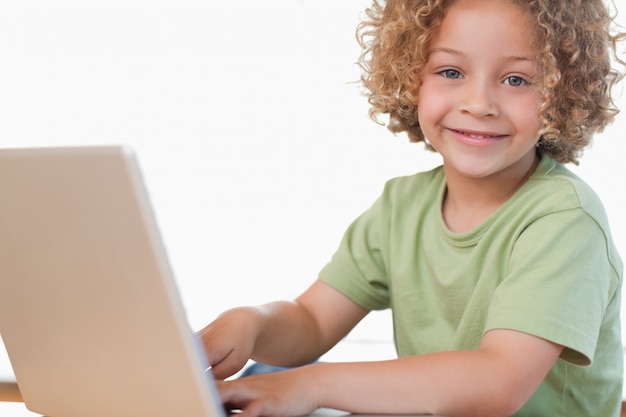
0 381 22 402
2 382 625 417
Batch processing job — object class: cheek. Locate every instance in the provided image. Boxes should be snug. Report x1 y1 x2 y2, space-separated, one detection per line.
417 83 449 122
515 97 543 134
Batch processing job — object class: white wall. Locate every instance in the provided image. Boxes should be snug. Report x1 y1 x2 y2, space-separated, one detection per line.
1 0 625 376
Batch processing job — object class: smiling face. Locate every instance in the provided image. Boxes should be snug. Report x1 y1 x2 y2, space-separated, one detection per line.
417 0 543 182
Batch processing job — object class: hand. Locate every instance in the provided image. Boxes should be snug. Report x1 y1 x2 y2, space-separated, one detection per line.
197 307 262 379
217 366 321 417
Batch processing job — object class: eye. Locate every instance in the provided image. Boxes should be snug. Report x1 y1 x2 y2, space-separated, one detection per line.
503 75 527 87
439 69 462 79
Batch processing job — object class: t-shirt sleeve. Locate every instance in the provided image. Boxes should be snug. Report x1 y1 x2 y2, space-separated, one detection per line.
318 190 391 311
485 208 621 366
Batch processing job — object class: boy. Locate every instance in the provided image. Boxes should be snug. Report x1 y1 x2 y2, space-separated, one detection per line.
200 1 624 415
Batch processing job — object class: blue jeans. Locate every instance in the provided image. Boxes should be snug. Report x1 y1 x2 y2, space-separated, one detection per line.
239 361 317 377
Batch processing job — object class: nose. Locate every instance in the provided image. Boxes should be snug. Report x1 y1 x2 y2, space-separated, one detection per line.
459 79 499 118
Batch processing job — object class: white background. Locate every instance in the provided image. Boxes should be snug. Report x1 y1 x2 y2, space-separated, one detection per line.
1 0 625 378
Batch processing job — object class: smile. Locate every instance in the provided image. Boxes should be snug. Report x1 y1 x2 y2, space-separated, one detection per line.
448 128 508 147
452 129 505 139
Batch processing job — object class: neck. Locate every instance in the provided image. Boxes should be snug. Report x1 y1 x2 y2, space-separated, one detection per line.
442 154 540 233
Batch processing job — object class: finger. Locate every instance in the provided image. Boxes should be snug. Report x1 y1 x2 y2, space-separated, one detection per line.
236 400 269 417
215 380 251 405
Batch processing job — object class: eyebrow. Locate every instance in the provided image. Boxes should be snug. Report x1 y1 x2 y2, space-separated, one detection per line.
429 47 532 62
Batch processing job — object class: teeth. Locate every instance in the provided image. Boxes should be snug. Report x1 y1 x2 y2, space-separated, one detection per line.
461 131 497 139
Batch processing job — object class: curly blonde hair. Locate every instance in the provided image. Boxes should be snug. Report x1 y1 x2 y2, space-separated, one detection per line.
358 0 625 164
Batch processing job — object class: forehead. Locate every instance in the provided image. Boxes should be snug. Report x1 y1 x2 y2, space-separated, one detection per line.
431 0 537 56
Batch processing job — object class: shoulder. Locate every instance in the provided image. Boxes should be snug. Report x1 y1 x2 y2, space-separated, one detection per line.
521 156 610 229
344 166 446 243
511 155 622 276
380 165 445 203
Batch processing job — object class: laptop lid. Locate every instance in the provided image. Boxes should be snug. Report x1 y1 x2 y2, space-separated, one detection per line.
0 146 224 417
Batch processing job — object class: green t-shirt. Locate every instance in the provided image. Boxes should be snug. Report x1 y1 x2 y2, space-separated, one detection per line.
319 155 623 416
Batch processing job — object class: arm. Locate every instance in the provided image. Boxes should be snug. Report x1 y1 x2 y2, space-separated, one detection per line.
217 298 563 417
198 279 368 379
312 329 563 417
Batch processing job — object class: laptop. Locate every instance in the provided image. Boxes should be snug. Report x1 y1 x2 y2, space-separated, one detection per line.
0 146 225 417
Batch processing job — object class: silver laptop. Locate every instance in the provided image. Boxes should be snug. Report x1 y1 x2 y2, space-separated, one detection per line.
0 146 225 417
